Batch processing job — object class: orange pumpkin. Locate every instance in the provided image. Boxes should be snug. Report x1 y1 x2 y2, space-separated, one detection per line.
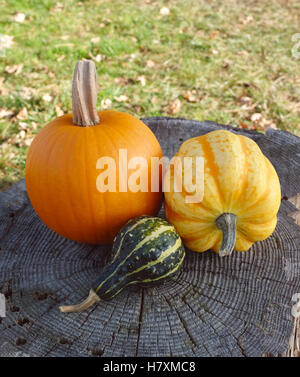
25 60 163 244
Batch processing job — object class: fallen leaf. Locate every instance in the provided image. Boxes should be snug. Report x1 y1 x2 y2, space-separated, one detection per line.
50 2 63 12
151 96 158 105
57 55 65 62
114 77 128 86
89 52 105 62
91 37 100 44
16 107 28 120
5 63 23 75
0 108 14 119
209 30 220 39
0 35 14 49
128 53 136 62
19 87 35 100
184 91 197 103
240 15 253 25
22 137 34 147
0 78 9 96
168 99 181 114
137 76 146 86
55 43 74 48
250 113 262 122
55 105 64 117
238 96 252 105
18 122 29 130
12 12 26 23
222 60 231 69
19 130 26 139
1 142 8 150
250 112 277 131
160 7 170 16
114 95 129 103
2 109 15 120
100 98 112 109
146 60 156 68
42 93 53 102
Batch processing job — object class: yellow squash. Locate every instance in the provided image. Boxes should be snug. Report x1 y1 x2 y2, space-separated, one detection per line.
164 130 281 256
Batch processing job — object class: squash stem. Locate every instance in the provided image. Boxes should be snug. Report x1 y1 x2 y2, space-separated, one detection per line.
59 289 100 313
216 213 237 257
72 59 100 127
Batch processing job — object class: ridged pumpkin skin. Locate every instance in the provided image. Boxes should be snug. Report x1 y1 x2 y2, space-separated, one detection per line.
25 110 163 244
164 130 281 253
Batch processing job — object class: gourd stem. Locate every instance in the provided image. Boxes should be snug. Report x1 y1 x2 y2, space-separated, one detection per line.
72 59 100 127
59 289 100 313
216 213 237 257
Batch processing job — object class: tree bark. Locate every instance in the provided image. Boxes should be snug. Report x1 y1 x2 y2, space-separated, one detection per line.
0 118 300 357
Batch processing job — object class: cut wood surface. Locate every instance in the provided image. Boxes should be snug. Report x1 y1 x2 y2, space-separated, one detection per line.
0 118 300 357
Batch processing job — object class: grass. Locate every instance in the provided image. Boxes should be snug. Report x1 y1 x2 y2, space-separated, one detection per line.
0 0 299 190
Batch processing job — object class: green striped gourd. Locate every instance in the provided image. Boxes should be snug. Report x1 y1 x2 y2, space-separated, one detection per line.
60 216 185 312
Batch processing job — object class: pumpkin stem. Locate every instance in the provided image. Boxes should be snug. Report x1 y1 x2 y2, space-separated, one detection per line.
216 213 237 257
59 289 100 313
72 59 100 127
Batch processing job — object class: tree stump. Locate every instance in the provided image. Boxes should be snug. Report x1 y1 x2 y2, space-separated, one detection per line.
0 118 300 357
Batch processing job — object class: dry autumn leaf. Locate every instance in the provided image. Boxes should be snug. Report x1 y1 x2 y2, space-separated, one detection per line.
5 64 23 75
184 91 197 103
151 96 158 105
16 107 28 120
114 77 129 86
0 108 14 119
18 122 30 130
238 96 252 105
0 35 14 49
209 30 220 39
168 99 181 114
12 12 26 23
240 15 254 25
100 98 112 109
91 37 100 44
19 87 35 100
50 2 63 12
0 78 9 96
114 95 129 103
146 60 156 68
42 93 53 102
137 76 146 86
160 7 170 16
55 105 64 117
89 52 105 62
250 112 277 131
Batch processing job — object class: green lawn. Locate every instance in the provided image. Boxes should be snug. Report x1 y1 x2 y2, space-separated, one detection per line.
0 0 299 190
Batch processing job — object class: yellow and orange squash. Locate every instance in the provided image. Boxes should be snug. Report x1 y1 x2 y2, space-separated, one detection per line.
164 130 281 256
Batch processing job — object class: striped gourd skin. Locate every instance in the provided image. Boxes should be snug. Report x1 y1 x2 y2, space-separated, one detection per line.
92 216 185 300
